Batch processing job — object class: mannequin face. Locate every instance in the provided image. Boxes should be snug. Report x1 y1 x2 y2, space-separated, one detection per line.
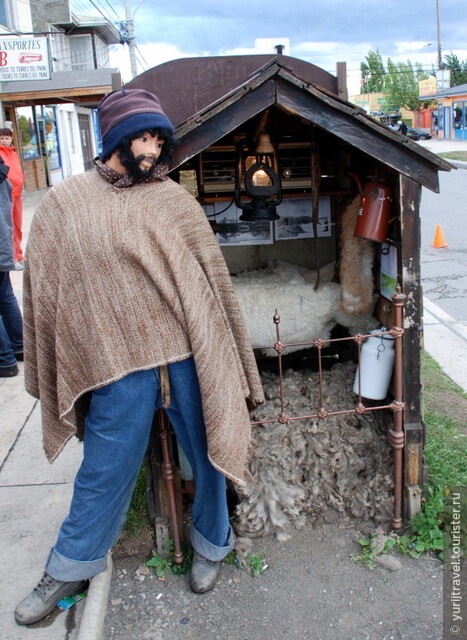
104 132 164 180
0 134 13 147
129 133 164 171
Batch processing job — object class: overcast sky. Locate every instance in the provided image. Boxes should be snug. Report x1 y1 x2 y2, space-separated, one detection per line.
78 0 467 95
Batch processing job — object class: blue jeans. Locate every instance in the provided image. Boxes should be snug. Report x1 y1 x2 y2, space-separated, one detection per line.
46 358 234 581
0 271 23 369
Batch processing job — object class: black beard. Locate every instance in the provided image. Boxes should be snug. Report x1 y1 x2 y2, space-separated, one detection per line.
118 147 157 182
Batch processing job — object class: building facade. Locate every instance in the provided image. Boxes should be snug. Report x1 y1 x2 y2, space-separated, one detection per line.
0 0 122 192
433 84 467 140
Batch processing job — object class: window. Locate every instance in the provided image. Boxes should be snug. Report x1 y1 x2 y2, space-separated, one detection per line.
453 101 466 130
16 106 40 161
69 34 94 71
437 104 444 130
48 26 69 72
94 35 109 68
0 0 8 27
453 102 462 129
39 106 61 172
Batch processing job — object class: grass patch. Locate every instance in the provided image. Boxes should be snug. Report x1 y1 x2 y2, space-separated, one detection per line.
421 349 467 399
123 466 151 537
355 351 466 566
438 151 467 162
145 543 266 578
145 541 194 577
246 550 268 577
401 352 466 555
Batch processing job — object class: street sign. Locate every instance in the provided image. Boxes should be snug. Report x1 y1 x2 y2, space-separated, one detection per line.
0 36 50 81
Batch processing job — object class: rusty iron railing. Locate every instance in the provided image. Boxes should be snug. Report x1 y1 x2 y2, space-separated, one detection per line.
251 288 406 530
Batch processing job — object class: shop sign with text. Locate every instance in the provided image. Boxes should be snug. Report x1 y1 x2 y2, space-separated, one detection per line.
0 37 50 81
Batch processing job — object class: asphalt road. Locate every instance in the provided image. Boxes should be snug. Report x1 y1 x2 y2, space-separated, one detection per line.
420 165 467 323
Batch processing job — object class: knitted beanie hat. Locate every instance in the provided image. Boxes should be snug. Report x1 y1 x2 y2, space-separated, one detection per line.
98 88 174 158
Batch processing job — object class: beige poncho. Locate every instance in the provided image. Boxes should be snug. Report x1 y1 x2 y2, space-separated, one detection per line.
23 170 264 483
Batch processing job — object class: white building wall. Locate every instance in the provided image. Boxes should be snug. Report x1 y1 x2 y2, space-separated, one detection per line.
56 104 96 179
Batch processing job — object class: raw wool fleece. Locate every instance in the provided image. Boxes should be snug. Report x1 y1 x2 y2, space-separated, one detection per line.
231 261 378 352
234 363 393 541
23 170 264 484
339 196 376 314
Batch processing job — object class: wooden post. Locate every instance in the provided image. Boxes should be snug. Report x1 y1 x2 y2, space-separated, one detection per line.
399 175 424 521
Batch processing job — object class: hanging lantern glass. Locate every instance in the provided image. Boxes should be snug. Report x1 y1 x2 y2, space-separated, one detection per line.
234 134 282 221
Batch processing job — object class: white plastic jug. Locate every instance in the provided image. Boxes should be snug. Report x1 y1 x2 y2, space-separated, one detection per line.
353 329 395 400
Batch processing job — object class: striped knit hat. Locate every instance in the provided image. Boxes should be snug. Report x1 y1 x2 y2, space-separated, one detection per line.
98 88 174 159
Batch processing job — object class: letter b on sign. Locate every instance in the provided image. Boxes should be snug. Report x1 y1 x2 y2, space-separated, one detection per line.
0 52 7 66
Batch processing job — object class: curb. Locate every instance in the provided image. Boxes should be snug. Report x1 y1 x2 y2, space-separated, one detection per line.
448 159 467 169
76 556 113 640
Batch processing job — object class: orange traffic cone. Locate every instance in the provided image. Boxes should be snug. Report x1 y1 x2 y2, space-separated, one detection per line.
431 224 447 248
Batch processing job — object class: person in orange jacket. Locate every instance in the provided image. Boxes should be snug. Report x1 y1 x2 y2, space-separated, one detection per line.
0 128 25 269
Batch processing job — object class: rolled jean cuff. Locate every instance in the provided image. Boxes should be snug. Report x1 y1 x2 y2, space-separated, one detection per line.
0 360 17 369
190 524 235 562
45 547 108 581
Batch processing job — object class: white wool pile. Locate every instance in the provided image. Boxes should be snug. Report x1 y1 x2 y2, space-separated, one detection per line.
231 261 378 352
234 362 393 541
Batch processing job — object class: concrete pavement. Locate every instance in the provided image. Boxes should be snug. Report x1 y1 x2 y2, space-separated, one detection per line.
418 137 467 391
1 190 112 640
1 144 466 639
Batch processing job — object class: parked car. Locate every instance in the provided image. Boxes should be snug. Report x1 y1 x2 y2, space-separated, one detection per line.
405 127 432 141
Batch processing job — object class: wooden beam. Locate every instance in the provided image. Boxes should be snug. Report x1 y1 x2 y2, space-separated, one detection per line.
275 77 442 192
1 85 113 104
171 79 276 168
276 67 452 174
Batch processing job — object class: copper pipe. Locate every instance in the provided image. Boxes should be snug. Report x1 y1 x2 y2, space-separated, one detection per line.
158 411 184 564
389 286 406 529
273 312 288 423
313 338 326 415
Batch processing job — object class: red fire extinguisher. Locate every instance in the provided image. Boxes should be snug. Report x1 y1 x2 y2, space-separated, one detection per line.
348 173 393 243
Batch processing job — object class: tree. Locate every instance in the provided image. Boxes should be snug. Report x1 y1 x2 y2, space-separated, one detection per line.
385 59 431 112
442 52 467 87
17 115 31 146
360 49 386 93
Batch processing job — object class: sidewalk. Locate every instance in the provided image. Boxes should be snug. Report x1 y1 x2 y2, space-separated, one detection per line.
1 181 466 640
0 190 112 640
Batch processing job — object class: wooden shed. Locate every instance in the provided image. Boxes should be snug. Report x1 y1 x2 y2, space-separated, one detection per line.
126 55 453 548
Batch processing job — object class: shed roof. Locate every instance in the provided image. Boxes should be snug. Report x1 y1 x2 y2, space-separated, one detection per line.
147 56 451 193
125 54 339 128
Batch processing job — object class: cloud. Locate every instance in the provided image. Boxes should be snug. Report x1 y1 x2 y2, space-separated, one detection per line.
109 42 198 83
103 0 466 96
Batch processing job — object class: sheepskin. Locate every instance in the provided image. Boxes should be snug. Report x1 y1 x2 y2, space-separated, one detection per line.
339 196 376 314
234 362 393 541
231 261 378 353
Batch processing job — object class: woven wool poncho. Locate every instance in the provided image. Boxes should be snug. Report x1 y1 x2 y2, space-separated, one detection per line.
23 170 264 483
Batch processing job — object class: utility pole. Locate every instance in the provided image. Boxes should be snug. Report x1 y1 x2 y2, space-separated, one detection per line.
124 0 138 78
435 0 442 69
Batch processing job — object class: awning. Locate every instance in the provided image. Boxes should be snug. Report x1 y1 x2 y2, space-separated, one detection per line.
0 68 121 107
